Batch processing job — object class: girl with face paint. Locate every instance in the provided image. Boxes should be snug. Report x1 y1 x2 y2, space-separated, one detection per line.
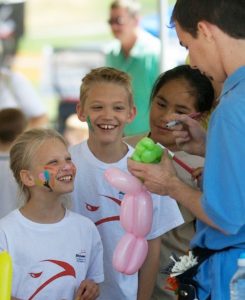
0 128 104 300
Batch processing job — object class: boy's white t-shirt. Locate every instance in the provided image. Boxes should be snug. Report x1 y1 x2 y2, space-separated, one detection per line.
0 209 104 300
70 141 183 300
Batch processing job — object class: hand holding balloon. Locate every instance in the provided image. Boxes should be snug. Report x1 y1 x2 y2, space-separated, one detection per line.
132 137 194 175
104 137 192 275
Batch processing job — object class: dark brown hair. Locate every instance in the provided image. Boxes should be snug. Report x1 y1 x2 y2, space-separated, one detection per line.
171 0 245 39
0 108 27 143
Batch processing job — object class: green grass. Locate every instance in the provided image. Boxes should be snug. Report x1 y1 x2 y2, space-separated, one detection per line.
19 34 110 53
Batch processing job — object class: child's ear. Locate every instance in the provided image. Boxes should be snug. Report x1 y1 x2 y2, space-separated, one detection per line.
76 102 86 122
20 170 35 187
127 106 137 124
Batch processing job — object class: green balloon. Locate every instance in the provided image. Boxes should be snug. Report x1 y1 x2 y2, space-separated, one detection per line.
141 137 155 150
131 152 142 162
135 143 145 155
155 144 163 160
141 150 157 163
131 137 164 164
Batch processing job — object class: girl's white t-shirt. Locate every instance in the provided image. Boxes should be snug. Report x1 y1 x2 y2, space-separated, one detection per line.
0 209 104 300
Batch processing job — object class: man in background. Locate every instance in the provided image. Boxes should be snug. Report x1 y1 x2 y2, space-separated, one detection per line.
105 0 160 136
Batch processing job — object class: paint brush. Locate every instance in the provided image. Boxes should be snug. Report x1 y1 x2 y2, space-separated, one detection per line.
157 143 194 175
165 112 201 128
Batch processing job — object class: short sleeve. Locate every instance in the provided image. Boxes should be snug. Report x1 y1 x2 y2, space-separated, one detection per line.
86 223 104 283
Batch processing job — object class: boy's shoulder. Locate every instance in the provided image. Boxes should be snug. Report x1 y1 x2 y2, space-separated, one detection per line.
123 133 148 148
66 209 97 229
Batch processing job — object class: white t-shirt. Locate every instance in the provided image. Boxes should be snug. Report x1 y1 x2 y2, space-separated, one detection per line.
0 209 104 300
0 68 46 118
70 141 183 300
0 152 19 218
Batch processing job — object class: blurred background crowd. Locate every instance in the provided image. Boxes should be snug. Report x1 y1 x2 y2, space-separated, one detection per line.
0 0 186 145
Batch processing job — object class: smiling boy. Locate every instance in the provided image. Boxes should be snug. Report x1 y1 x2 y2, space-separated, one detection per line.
70 67 183 300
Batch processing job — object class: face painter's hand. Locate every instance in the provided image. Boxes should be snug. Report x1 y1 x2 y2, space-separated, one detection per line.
127 149 177 196
170 114 206 157
191 166 203 189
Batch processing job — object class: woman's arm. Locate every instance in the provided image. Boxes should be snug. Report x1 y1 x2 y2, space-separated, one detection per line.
137 237 161 300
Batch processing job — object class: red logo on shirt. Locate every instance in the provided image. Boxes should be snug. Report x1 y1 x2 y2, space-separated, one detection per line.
28 259 76 300
86 195 121 226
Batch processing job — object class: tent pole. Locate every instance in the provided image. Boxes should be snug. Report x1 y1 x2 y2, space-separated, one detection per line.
159 0 169 72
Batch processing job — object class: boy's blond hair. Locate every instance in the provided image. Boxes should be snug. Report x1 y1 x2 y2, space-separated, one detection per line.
79 67 134 108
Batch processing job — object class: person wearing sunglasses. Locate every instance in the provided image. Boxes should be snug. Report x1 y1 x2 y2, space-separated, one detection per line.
105 0 161 137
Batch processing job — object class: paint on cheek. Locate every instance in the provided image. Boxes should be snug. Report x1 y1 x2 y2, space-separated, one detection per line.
35 171 52 191
86 116 93 131
44 166 57 188
35 167 56 192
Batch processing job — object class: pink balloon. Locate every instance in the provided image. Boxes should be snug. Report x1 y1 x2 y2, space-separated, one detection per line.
104 167 153 275
120 194 135 233
131 191 153 237
120 192 153 237
104 167 144 194
112 233 148 275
